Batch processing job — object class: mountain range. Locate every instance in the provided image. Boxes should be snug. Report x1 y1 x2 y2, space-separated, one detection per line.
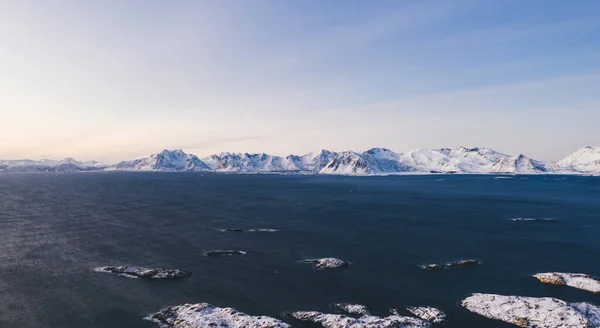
1 146 599 175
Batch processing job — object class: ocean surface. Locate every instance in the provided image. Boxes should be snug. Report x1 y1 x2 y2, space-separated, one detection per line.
0 173 599 328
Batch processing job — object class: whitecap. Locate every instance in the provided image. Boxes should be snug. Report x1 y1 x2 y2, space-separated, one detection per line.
509 217 555 222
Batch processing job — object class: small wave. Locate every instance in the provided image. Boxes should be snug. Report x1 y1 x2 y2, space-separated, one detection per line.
509 217 555 222
204 250 247 256
221 228 279 232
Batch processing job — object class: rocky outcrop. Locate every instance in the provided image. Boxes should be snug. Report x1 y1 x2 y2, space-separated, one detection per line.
332 303 370 316
290 310 430 328
534 272 600 293
301 258 350 270
461 293 600 327
94 266 192 280
289 303 445 327
405 307 446 324
419 259 480 270
146 303 291 328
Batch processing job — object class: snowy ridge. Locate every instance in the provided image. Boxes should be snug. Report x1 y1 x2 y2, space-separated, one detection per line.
0 158 107 172
110 149 209 172
550 146 600 173
2 146 599 175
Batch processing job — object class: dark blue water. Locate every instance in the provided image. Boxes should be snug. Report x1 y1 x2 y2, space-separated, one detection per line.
0 173 598 328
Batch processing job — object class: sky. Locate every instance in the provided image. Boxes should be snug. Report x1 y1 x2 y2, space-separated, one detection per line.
1 0 599 163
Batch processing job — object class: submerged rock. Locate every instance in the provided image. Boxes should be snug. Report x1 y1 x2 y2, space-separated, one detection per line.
332 303 370 316
301 258 350 270
204 250 247 257
290 310 430 328
534 272 600 294
146 303 291 328
461 293 600 327
405 307 446 324
419 259 480 270
94 266 192 280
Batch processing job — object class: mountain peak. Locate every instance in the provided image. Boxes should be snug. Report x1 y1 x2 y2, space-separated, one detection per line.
159 149 186 156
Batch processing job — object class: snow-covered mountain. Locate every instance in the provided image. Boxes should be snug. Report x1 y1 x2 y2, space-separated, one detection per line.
1 146 598 175
110 149 209 171
0 158 106 173
549 146 600 174
487 154 547 174
201 152 300 172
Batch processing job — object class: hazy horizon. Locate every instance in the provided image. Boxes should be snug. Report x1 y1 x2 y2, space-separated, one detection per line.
2 0 600 163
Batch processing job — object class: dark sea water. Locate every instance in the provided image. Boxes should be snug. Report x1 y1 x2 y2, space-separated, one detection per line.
0 173 599 328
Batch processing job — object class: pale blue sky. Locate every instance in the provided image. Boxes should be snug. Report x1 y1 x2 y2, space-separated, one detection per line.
1 0 599 162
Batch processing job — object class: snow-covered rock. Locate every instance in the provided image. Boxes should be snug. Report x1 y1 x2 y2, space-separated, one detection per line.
94 266 192 279
332 303 370 316
551 146 600 173
290 310 430 328
405 307 446 324
146 303 291 328
110 149 209 171
419 259 480 270
301 258 350 270
461 293 600 327
534 272 600 293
